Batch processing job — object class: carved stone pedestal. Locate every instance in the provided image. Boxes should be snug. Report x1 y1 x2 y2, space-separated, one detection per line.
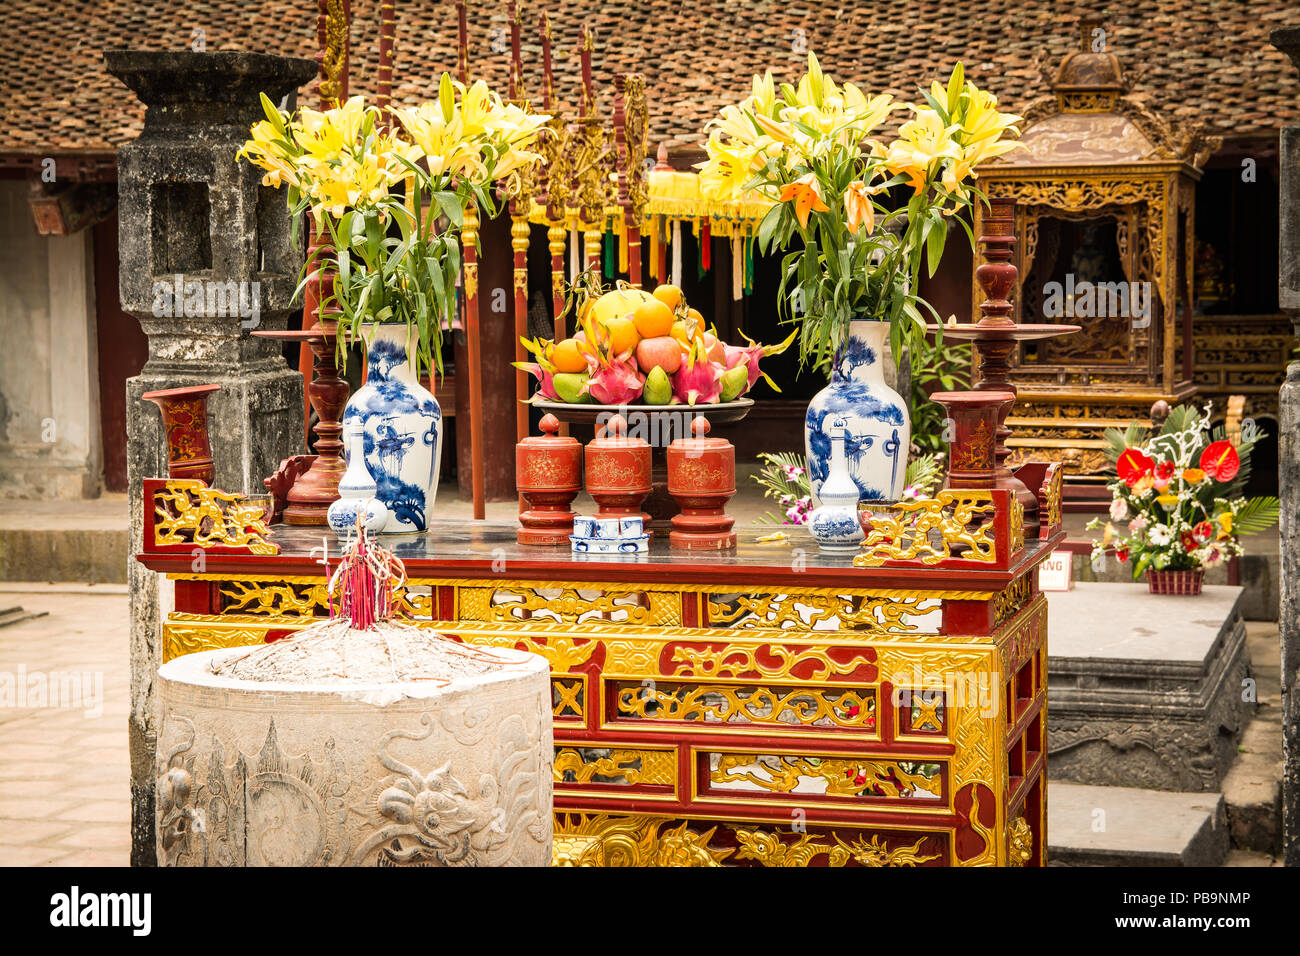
1046 583 1250 792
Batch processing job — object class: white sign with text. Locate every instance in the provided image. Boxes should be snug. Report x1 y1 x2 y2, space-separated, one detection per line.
1038 550 1073 591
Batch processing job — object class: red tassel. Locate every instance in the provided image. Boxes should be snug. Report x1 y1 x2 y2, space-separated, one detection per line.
701 220 711 272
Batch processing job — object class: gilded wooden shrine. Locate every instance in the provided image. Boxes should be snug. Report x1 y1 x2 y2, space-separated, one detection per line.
975 21 1220 496
138 464 1064 867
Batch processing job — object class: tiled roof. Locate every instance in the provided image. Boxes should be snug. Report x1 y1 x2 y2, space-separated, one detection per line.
1 0 1296 158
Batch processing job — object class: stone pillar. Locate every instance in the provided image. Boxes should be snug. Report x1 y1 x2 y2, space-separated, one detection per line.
1273 27 1300 867
105 50 316 865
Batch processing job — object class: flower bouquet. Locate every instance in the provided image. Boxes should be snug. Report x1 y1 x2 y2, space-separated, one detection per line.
239 77 549 376
696 54 1021 506
697 54 1022 369
1088 404 1279 594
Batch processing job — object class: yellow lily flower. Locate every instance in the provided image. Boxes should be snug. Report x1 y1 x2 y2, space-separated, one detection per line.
880 108 961 192
1217 512 1233 538
748 70 777 118
698 135 760 201
1155 494 1180 507
779 172 829 229
843 180 879 235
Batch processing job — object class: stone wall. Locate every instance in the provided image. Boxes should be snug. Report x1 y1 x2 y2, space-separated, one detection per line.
0 182 103 499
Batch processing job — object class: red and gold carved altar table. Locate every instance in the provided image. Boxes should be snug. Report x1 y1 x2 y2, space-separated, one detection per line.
137 464 1064 867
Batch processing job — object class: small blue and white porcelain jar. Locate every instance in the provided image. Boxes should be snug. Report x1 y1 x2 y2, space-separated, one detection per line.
327 422 386 537
804 319 910 505
342 323 443 533
808 417 867 553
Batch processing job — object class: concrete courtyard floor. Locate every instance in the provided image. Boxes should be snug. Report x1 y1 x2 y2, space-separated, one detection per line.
0 583 131 865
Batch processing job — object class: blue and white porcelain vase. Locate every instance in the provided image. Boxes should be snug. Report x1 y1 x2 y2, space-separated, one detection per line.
808 418 867 553
341 323 443 533
327 422 387 537
804 318 909 505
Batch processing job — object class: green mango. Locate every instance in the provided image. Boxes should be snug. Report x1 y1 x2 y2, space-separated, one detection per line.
643 365 672 405
719 364 749 402
553 372 593 404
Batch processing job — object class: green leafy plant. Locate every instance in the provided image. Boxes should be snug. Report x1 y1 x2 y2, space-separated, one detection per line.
908 338 972 455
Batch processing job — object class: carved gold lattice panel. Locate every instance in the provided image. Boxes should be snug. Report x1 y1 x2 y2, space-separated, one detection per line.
552 813 732 867
612 681 878 733
731 827 943 867
993 575 1033 629
705 752 944 802
162 613 293 663
706 590 944 634
459 584 680 627
152 480 277 555
553 747 676 787
552 677 585 720
218 578 432 619
551 813 946 867
454 629 599 673
908 691 946 734
854 491 998 567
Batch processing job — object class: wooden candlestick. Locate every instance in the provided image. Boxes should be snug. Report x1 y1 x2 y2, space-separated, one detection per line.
252 325 347 526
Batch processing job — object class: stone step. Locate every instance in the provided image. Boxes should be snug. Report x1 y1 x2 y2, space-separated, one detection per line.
1224 849 1280 866
0 606 49 628
1048 782 1228 866
1222 710 1284 854
0 495 129 584
0 527 129 583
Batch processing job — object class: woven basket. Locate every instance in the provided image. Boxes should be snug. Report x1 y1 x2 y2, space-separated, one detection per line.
1146 568 1205 595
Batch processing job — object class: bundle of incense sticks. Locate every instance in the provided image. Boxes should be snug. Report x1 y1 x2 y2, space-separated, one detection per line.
326 514 407 630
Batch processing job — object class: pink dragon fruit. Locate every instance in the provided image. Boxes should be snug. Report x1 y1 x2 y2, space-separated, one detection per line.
671 338 723 405
575 309 644 405
513 336 560 401
585 360 645 405
721 328 798 395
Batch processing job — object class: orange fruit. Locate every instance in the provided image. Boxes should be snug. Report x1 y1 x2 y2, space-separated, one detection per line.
605 317 640 356
686 307 704 326
651 283 685 315
552 338 588 374
633 298 676 338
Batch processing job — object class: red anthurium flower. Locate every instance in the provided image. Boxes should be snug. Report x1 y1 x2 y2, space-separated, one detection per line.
1116 546 1129 563
1117 448 1155 487
1199 440 1240 482
1194 520 1213 542
1155 460 1175 480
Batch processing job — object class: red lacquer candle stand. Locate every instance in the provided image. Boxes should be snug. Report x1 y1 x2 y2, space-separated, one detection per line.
253 325 348 526
930 390 1016 489
517 413 583 545
140 383 221 484
927 198 1080 534
667 416 737 550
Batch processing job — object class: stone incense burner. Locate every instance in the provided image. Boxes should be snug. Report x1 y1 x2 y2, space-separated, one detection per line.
155 621 552 866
